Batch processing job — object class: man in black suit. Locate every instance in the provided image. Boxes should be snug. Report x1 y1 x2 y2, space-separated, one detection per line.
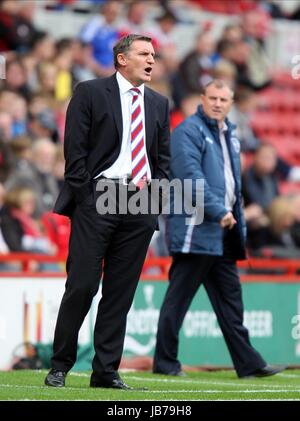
44 34 170 390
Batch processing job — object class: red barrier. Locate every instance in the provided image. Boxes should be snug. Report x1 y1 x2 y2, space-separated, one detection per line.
1 253 300 282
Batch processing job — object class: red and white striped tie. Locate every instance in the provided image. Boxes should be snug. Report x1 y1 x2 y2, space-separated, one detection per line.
130 87 147 189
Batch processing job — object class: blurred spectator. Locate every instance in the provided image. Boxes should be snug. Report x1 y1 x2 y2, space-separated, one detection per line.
0 186 56 254
0 0 20 51
119 0 148 36
28 93 53 118
242 143 300 243
79 0 121 77
0 135 14 182
290 194 300 248
37 61 58 97
0 0 39 52
31 31 56 62
243 201 269 232
15 0 40 52
0 90 28 138
221 23 244 44
212 59 237 89
2 57 30 100
28 108 59 143
179 30 216 91
242 143 280 210
28 32 56 91
150 9 179 72
10 95 27 138
217 39 255 90
249 196 300 257
229 86 261 152
0 182 9 255
230 87 300 182
173 30 216 107
170 93 201 130
5 138 59 217
54 39 74 101
241 10 272 90
41 211 70 256
70 40 96 83
152 9 178 47
240 150 269 239
148 54 171 99
20 52 38 92
0 110 13 141
9 135 32 164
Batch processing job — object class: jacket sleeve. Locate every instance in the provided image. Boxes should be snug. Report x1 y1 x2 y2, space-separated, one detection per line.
64 82 93 204
155 98 170 181
170 122 228 222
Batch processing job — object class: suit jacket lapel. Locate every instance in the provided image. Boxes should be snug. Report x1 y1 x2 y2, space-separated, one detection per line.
106 74 123 141
144 88 155 152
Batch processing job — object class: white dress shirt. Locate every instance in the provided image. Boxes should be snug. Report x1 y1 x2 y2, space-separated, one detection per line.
96 71 151 180
219 122 236 211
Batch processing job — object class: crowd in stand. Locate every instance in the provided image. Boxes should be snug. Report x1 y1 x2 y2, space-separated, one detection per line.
0 0 300 269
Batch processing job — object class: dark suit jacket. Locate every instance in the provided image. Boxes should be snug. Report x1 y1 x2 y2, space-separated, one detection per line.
54 73 170 216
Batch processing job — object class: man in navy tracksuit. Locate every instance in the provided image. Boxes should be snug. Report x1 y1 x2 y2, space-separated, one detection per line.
153 79 285 378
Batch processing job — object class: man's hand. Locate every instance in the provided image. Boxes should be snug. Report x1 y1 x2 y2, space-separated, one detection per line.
220 212 237 229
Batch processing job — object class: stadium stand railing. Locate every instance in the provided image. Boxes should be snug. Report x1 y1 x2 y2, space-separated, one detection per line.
1 253 300 282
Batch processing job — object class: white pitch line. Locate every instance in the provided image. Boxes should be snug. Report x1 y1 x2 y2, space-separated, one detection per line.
0 384 88 392
211 399 300 401
135 390 300 394
7 399 300 402
1 384 300 394
120 375 300 389
31 371 300 389
277 373 300 378
69 372 300 389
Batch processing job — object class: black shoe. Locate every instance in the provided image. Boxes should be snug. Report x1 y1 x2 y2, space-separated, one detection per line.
240 365 287 379
44 369 66 387
168 370 186 377
153 369 186 377
90 378 147 391
90 378 132 390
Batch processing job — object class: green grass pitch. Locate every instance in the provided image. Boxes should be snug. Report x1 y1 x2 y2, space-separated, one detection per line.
0 369 300 401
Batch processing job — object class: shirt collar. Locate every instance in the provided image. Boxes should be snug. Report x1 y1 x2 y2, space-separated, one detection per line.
116 71 145 97
220 121 228 133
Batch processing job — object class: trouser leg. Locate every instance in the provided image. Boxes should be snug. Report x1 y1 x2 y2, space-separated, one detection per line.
91 212 157 382
51 202 117 371
153 253 215 374
203 257 266 377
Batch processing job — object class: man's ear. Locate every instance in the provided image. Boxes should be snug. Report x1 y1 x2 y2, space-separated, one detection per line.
117 53 127 68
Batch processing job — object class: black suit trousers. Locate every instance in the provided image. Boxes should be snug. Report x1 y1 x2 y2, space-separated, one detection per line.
153 246 266 377
51 183 157 381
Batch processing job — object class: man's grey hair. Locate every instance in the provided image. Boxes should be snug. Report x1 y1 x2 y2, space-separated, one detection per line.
203 79 234 99
113 34 152 69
